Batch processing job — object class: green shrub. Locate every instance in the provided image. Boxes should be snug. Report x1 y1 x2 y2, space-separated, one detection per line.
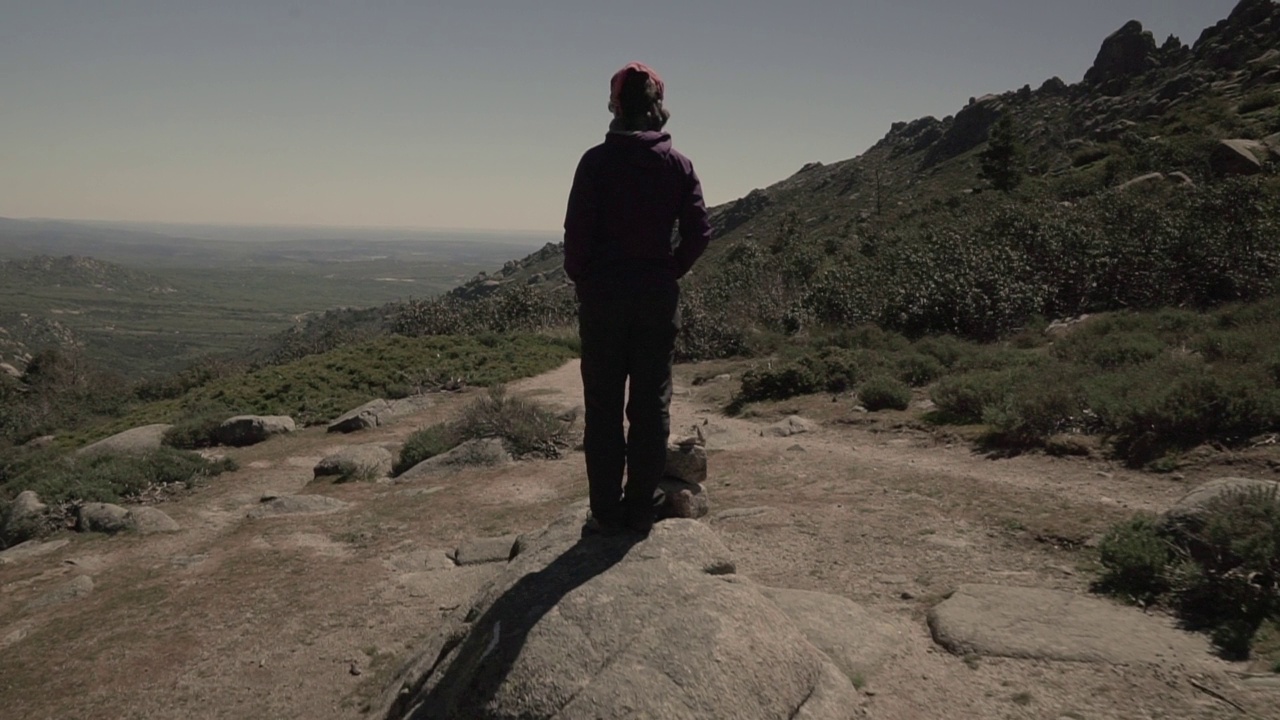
896 353 945 387
930 370 1015 423
1096 514 1171 604
1061 331 1165 369
1 447 237 545
736 347 865 404
163 410 227 449
859 376 912 411
394 423 462 476
1086 359 1280 466
1097 487 1280 659
914 335 970 369
983 370 1085 447
1239 90 1280 114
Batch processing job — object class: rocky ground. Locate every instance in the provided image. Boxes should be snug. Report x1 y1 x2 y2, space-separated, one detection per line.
2 359 1279 719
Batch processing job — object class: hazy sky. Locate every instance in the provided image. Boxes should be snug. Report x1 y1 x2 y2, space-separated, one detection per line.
0 1 1242 232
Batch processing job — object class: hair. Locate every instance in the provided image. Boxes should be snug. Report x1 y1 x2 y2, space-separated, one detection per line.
614 71 670 132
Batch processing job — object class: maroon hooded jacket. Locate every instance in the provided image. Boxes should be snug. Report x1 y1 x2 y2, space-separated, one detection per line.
563 130 713 293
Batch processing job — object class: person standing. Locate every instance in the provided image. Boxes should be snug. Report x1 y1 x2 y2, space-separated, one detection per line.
563 62 713 535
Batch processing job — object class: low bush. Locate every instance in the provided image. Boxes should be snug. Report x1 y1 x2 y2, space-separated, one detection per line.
1097 486 1280 659
1 447 236 546
454 385 571 459
930 370 1016 423
393 387 570 476
163 409 227 450
859 376 912 411
736 347 865 404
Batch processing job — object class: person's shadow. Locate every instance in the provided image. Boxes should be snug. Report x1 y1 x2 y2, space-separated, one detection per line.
405 530 642 719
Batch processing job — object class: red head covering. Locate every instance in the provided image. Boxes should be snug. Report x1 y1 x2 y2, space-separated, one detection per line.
609 62 664 116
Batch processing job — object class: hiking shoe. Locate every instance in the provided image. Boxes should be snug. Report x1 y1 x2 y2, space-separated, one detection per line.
581 516 626 538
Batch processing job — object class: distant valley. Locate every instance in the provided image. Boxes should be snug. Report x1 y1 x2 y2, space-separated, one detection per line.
0 218 552 378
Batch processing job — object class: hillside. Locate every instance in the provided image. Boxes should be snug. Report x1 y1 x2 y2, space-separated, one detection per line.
383 0 1280 340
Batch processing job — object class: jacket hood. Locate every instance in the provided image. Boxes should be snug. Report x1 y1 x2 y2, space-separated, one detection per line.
605 130 672 168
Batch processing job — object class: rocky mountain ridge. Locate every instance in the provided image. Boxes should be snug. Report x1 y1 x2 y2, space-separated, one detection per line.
430 0 1280 304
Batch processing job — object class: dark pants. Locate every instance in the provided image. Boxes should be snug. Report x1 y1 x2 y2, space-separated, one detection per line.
578 280 679 525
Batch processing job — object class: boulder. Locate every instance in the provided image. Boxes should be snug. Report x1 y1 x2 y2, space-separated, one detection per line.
763 415 814 438
1166 171 1195 186
24 435 56 449
313 444 394 481
760 586 906 682
1162 477 1280 530
378 507 864 720
928 584 1209 665
1263 132 1280 160
0 362 20 378
127 507 179 534
248 494 349 518
327 399 393 434
1 490 48 543
77 502 132 534
0 538 70 566
77 424 172 457
216 415 295 447
1210 139 1267 176
658 478 709 520
665 443 707 484
393 439 511 482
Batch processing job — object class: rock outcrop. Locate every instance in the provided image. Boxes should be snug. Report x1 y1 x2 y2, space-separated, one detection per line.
928 584 1210 665
378 506 873 719
77 424 172 457
1 490 48 544
1084 20 1158 91
1162 476 1280 531
328 399 394 433
1210 139 1269 175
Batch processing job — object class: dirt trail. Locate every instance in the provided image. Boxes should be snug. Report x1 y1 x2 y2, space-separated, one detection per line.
1 360 1276 719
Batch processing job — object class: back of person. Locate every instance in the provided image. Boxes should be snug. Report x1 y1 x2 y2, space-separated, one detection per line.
564 62 713 536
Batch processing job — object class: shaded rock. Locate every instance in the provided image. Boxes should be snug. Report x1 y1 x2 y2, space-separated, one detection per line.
760 586 906 682
763 415 814 438
665 443 707 484
77 424 172 457
127 507 179 534
314 444 394 481
26 575 93 611
0 538 70 566
450 535 519 566
1163 477 1280 530
658 478 709 520
77 503 131 533
924 95 1003 166
1263 132 1280 160
327 399 392 434
1166 171 1195 186
928 584 1209 664
216 415 295 447
248 494 349 518
378 507 860 720
1 490 48 543
1084 20 1157 89
0 362 20 378
394 439 511 481
24 435 56 449
1210 139 1267 176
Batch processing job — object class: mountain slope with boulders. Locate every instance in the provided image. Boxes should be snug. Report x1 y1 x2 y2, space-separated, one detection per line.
373 0 1280 353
